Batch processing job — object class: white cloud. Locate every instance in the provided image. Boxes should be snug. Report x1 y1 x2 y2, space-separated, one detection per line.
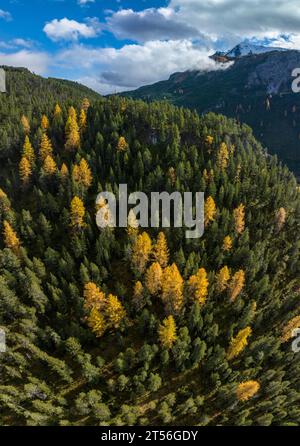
43 18 99 41
0 9 12 21
78 0 95 5
0 50 50 74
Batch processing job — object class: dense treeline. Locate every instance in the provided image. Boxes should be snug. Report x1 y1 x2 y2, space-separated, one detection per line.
0 68 300 426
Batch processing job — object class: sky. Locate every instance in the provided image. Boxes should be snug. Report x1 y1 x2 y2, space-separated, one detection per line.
0 0 300 94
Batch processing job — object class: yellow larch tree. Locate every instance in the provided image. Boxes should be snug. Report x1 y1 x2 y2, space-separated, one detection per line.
117 136 128 152
54 103 62 117
41 114 49 131
39 134 53 161
70 196 85 230
281 316 300 342
22 136 35 165
65 107 80 151
227 327 252 361
167 167 176 186
0 188 10 213
204 196 217 227
60 163 69 178
223 235 233 252
87 307 106 338
216 266 230 293
228 270 245 302
3 220 21 253
234 204 245 234
217 142 229 169
127 209 139 238
161 263 184 315
275 207 286 233
133 281 144 309
237 381 260 402
79 109 87 133
82 97 90 112
21 115 30 134
19 156 32 185
188 267 209 306
106 294 126 329
153 232 169 268
72 158 93 188
43 155 57 176
83 282 106 311
131 232 152 274
158 316 177 350
145 262 163 295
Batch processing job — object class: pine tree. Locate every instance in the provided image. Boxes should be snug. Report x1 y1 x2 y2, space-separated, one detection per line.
237 381 260 401
41 115 49 131
216 266 230 293
19 156 32 185
106 294 126 328
188 268 209 306
84 282 106 311
117 136 128 152
3 220 21 253
227 327 252 361
204 196 216 226
43 155 57 176
229 270 245 302
21 115 30 134
145 262 163 295
223 235 233 251
153 232 169 268
161 264 184 315
22 136 35 165
234 204 245 234
70 196 85 230
88 308 106 338
131 232 152 274
158 316 177 350
39 134 53 161
217 142 229 169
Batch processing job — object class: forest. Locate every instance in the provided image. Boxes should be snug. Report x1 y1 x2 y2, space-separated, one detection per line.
0 67 300 426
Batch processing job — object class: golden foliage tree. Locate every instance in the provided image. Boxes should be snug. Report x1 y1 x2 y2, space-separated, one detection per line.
234 204 245 234
131 232 152 274
43 155 57 176
216 266 230 293
0 188 10 213
145 262 163 295
19 156 32 185
158 316 177 350
22 136 35 165
217 142 229 169
275 207 286 233
72 158 93 188
127 209 139 238
54 103 62 117
84 282 106 311
70 196 85 230
188 267 209 306
281 316 300 342
21 115 30 134
227 327 252 361
65 107 80 151
229 270 245 302
204 196 216 226
3 220 21 253
223 235 233 252
81 97 90 112
237 381 260 402
87 308 106 338
41 114 49 131
161 263 184 315
39 134 53 161
117 136 128 152
79 109 87 132
133 281 144 310
60 163 69 178
106 294 126 328
153 232 169 268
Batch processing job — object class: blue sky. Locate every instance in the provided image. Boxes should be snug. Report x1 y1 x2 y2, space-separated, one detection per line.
0 0 300 94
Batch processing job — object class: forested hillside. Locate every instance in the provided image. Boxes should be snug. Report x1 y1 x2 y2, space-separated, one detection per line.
1 68 300 426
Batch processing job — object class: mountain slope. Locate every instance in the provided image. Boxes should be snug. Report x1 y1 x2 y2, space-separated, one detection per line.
122 49 300 176
0 68 300 426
